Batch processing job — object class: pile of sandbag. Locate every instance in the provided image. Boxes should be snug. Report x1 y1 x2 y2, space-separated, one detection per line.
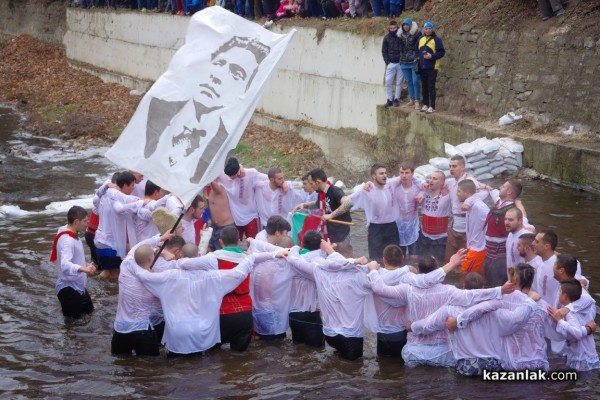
413 137 524 182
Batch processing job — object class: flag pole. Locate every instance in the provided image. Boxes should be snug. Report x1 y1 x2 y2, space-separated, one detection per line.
150 211 185 270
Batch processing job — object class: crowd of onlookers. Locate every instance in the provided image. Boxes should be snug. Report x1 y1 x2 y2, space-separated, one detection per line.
66 0 427 20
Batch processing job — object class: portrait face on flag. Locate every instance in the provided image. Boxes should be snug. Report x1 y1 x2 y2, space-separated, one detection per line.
143 36 271 184
106 7 296 208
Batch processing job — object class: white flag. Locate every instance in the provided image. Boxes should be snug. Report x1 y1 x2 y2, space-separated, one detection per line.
106 7 295 208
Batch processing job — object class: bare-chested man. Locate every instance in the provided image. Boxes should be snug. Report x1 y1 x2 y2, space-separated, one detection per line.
207 180 236 251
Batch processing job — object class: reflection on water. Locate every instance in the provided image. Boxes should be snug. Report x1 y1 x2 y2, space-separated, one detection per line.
0 105 599 398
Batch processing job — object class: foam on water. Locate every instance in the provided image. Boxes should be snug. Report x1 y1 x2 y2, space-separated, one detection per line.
0 197 93 218
44 197 94 213
0 205 36 218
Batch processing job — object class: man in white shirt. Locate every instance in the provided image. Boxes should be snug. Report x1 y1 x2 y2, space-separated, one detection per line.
417 170 451 263
368 250 514 367
391 161 421 256
135 248 271 357
134 180 167 243
517 233 543 271
325 163 398 261
456 180 489 285
217 157 268 240
444 155 485 262
255 167 302 227
181 195 205 245
111 232 181 356
94 171 144 280
51 206 96 319
504 208 529 279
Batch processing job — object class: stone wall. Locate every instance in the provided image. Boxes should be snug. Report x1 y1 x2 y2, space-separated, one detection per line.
0 0 67 45
440 27 600 130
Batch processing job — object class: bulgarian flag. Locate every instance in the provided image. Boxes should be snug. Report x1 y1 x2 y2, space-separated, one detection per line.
291 212 326 245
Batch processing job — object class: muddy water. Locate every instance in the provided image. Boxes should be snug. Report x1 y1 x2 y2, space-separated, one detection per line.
0 105 599 399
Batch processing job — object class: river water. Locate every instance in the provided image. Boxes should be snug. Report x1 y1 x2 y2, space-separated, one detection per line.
1 105 599 399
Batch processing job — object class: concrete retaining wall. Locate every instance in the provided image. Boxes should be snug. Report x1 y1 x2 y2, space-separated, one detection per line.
1 3 599 191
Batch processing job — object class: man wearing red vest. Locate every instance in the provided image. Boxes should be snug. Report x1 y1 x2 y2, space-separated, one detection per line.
465 180 527 288
211 225 253 352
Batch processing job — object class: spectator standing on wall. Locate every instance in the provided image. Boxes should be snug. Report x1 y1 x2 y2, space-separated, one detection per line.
537 0 566 21
382 20 403 108
398 18 422 109
418 21 445 114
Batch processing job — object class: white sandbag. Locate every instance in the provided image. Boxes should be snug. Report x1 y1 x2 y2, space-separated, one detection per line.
474 166 492 176
456 142 482 157
444 143 465 159
505 165 519 172
414 164 439 179
505 158 520 167
414 172 427 182
489 160 504 169
493 137 524 153
472 137 500 154
496 146 515 159
429 157 450 170
491 166 508 176
467 159 490 169
515 153 523 167
443 169 451 178
477 173 495 180
466 152 488 163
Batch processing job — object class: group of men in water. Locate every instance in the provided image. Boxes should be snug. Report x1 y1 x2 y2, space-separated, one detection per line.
50 155 599 374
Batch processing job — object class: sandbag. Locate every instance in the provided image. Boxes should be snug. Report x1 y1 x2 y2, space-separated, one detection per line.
488 160 504 169
415 164 439 179
444 143 465 159
491 166 508 176
505 165 519 172
477 173 495 180
456 142 482 157
466 152 488 163
429 157 450 170
515 153 523 167
468 159 490 169
505 158 520 166
474 166 492 176
472 137 500 154
493 137 524 153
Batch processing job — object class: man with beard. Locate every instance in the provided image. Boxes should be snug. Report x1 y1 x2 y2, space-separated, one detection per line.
293 168 352 244
254 167 303 227
504 208 529 280
324 163 398 261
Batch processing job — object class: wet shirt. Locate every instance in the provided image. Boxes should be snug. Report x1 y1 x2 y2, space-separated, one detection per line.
218 169 268 226
54 225 87 295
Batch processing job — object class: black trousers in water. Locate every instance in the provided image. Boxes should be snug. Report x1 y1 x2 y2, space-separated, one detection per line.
57 287 94 319
368 222 400 262
419 69 438 109
289 311 325 347
111 327 160 356
325 334 364 361
219 311 253 352
377 331 407 358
